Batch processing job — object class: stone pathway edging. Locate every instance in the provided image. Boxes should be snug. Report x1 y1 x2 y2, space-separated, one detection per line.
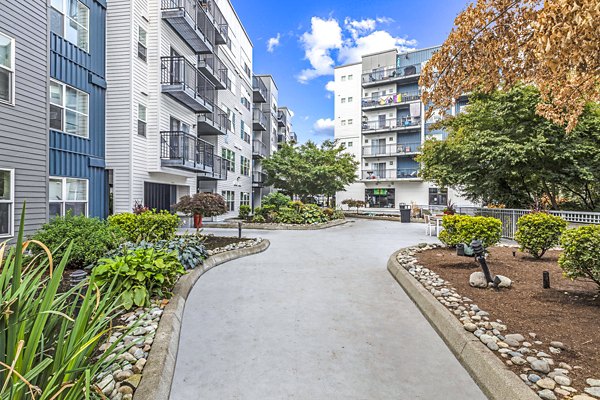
201 219 348 230
387 247 539 400
132 239 271 400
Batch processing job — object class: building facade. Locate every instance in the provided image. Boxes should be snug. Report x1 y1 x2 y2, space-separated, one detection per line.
106 0 254 218
0 0 49 238
334 47 470 209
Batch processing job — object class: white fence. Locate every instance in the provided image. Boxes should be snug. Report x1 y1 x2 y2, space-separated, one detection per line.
416 205 600 239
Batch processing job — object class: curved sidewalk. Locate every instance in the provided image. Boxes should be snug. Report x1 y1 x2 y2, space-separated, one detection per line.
171 219 487 400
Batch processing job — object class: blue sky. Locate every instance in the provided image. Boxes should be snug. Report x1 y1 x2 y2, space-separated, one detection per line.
231 0 470 143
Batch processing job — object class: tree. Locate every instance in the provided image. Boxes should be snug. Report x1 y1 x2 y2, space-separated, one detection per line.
417 85 600 210
341 199 367 214
262 140 359 202
420 0 600 132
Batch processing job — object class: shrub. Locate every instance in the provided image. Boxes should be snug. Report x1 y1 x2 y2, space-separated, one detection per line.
559 225 600 288
252 214 266 223
275 207 304 224
258 204 277 222
515 212 567 258
341 199 366 213
262 192 292 210
174 192 227 217
93 247 185 309
301 204 329 224
108 210 181 243
2 208 131 399
31 213 125 269
332 209 346 220
322 208 334 219
239 204 251 220
439 214 502 248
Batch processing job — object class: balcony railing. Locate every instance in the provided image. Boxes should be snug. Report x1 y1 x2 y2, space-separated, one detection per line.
252 75 268 103
160 56 215 113
252 171 267 187
362 63 422 86
362 142 421 157
198 154 228 180
161 0 215 53
362 168 420 180
198 54 228 89
277 110 287 127
253 109 268 131
252 139 268 158
210 1 229 44
362 117 421 133
197 104 230 135
290 132 298 143
160 131 216 171
362 91 420 109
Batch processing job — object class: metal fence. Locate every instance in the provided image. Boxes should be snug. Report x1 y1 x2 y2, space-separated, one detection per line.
416 205 600 239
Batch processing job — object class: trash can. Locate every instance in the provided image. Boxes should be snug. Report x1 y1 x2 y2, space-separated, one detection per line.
398 203 411 223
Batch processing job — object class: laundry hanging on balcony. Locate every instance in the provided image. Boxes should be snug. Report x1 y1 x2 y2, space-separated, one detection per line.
410 102 421 117
378 93 402 106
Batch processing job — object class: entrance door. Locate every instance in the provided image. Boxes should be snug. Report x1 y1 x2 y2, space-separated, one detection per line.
378 114 386 129
373 162 386 179
144 182 177 212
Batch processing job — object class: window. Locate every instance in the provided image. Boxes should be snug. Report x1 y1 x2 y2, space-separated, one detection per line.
138 103 147 136
138 26 147 61
0 33 15 104
348 119 353 125
50 80 89 137
222 190 235 212
429 188 448 206
240 156 250 176
341 98 346 103
341 75 346 81
341 120 346 126
222 148 235 172
347 141 353 147
0 169 14 237
49 177 88 217
240 192 250 207
348 74 353 80
241 96 250 110
243 62 251 79
348 97 353 102
50 0 90 52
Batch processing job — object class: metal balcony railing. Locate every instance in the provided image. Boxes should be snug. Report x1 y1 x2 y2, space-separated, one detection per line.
252 171 267 186
362 142 421 157
362 63 422 85
252 109 268 131
197 104 230 135
362 117 421 132
160 131 217 172
362 168 420 180
252 75 268 103
290 132 298 143
198 54 228 89
362 91 421 109
161 0 215 52
160 56 215 112
210 1 229 44
252 139 268 158
277 110 287 127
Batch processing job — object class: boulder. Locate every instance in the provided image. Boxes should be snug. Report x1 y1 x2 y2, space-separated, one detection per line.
469 272 488 288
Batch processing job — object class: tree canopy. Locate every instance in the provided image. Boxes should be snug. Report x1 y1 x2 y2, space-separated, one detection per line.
261 140 358 202
417 85 600 210
420 0 600 132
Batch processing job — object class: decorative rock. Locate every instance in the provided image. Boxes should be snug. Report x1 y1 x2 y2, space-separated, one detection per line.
115 370 133 382
504 337 520 347
511 356 527 365
554 388 570 397
550 341 565 350
495 275 512 288
549 347 561 354
123 374 142 390
558 362 572 370
531 359 551 374
98 375 115 396
479 334 495 345
133 358 146 374
528 374 541 383
537 389 557 400
587 379 600 387
118 385 134 395
573 396 596 400
505 333 525 342
469 272 488 288
463 323 478 332
537 352 552 358
487 341 499 351
536 378 556 390
584 387 600 398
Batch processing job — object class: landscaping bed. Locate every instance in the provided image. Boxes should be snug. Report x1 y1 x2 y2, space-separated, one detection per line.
413 245 600 399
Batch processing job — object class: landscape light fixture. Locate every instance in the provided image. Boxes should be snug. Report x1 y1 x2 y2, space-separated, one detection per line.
470 239 501 288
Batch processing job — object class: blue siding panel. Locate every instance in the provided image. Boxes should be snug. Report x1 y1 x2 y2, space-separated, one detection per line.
49 0 108 218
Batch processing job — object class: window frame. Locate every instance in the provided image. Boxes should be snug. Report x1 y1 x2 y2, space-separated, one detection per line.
221 190 235 212
49 177 89 218
0 32 15 106
137 103 147 136
240 192 250 207
50 0 90 52
221 148 236 172
137 26 148 62
0 168 15 238
49 79 90 138
240 156 250 176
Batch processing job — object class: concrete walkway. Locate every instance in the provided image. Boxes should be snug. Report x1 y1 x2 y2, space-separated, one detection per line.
171 219 487 400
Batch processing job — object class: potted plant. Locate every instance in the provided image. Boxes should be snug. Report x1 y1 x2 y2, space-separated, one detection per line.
443 200 456 215
174 193 227 229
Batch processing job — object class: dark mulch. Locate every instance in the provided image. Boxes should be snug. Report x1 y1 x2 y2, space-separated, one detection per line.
416 247 600 388
202 236 252 250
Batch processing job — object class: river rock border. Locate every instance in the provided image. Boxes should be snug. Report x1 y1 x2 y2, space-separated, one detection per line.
200 218 348 230
131 238 271 400
388 244 540 400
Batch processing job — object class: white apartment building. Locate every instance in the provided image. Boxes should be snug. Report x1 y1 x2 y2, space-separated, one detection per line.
334 47 471 209
106 0 254 217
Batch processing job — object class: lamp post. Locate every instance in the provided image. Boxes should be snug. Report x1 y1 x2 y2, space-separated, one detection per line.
470 239 501 288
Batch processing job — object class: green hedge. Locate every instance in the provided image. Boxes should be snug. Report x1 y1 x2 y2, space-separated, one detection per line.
559 225 600 289
515 212 567 258
439 214 502 248
108 210 181 243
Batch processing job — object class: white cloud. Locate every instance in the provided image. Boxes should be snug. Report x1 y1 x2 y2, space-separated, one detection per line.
313 118 335 131
267 33 281 53
296 16 416 83
325 80 336 92
297 17 343 83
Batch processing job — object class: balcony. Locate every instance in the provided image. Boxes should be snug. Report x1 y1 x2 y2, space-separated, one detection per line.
197 54 228 89
161 0 215 53
253 109 268 131
198 155 228 180
362 117 421 134
161 56 215 113
252 139 268 159
362 142 421 157
210 1 229 45
362 91 420 110
425 122 449 140
160 131 220 174
252 171 267 188
290 132 298 143
361 168 421 181
252 76 268 103
197 104 230 135
277 110 287 127
361 63 422 87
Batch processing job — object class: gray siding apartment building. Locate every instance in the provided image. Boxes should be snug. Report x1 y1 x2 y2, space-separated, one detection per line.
0 0 49 238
